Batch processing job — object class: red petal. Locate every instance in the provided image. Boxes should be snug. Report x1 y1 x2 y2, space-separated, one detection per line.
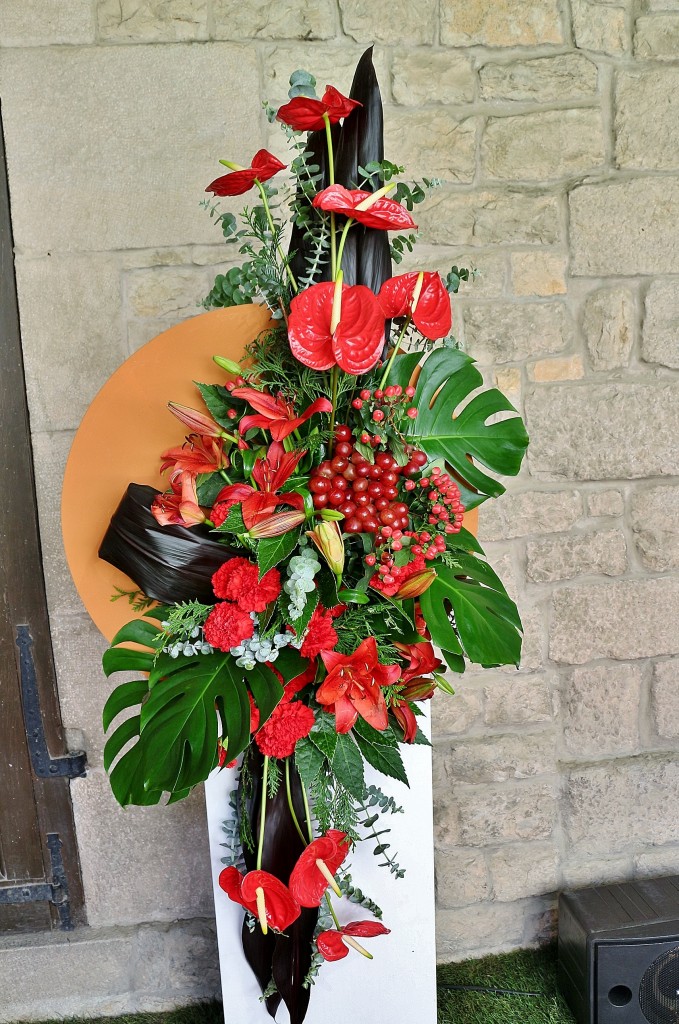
240 870 301 932
271 396 333 441
276 96 328 132
353 689 389 732
238 413 273 434
312 184 357 217
343 920 391 938
206 168 257 197
316 672 349 706
378 273 418 320
219 867 251 911
333 694 358 733
412 273 452 340
213 482 254 505
353 195 417 232
250 149 286 181
321 85 361 123
289 831 351 907
332 286 385 375
288 283 336 371
393 703 418 743
317 929 349 961
231 387 286 419
242 492 279 528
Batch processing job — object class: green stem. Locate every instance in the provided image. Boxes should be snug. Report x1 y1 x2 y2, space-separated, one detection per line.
325 892 341 930
285 758 308 846
256 756 269 871
379 315 412 390
219 469 233 484
323 114 337 279
335 218 354 281
255 180 298 294
328 366 339 457
301 784 314 843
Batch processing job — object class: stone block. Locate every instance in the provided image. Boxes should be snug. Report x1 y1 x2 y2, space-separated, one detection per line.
587 490 624 517
479 489 582 541
635 848 679 878
341 0 436 43
616 68 679 171
528 356 584 382
635 14 679 57
488 843 559 901
527 383 679 480
71 770 214 928
0 0 95 44
562 663 642 757
436 850 491 907
385 110 477 182
125 267 209 319
392 50 476 106
493 368 521 402
128 320 177 353
572 0 627 52
0 44 259 251
445 731 556 784
483 673 554 727
562 855 631 889
642 280 679 369
630 484 679 571
525 528 627 583
96 0 208 41
431 686 483 737
418 190 561 248
261 43 390 104
583 286 635 371
15 256 126 432
550 578 679 664
651 661 679 740
435 899 547 960
440 0 564 46
214 0 335 40
482 109 605 181
565 760 679 853
464 302 573 364
455 782 556 845
570 178 679 276
511 253 567 296
433 789 462 849
132 919 220 998
479 53 597 103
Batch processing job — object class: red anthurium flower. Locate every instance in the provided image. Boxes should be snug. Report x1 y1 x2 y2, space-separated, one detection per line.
160 434 227 478
288 279 385 375
206 150 286 197
317 637 400 733
277 85 361 132
394 640 444 683
213 442 306 530
151 471 205 527
313 184 417 232
231 386 332 441
317 920 391 962
289 830 351 907
219 867 300 934
379 271 451 340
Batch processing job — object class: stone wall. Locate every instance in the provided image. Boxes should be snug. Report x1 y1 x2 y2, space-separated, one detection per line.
1 0 678 1016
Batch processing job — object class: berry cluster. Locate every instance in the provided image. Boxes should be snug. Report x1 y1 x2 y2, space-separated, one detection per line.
419 467 465 535
351 385 418 446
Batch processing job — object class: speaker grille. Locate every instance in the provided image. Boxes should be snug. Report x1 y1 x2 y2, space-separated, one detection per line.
639 946 679 1024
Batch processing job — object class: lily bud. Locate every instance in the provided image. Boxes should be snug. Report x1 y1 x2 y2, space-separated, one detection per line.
330 271 343 333
401 676 436 702
213 355 242 374
249 510 306 539
355 181 397 212
315 859 342 898
168 402 224 438
306 521 345 576
318 509 345 522
255 886 268 935
394 567 437 600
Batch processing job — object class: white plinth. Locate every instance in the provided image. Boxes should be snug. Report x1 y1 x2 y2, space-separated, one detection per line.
204 709 437 1024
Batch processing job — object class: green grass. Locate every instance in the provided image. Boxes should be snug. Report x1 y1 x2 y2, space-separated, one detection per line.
26 947 577 1024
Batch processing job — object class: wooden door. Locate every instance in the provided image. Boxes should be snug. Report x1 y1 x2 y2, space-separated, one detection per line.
0 107 85 932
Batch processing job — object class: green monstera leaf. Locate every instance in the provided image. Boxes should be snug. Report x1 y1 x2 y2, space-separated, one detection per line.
420 554 523 669
386 349 528 510
102 611 283 806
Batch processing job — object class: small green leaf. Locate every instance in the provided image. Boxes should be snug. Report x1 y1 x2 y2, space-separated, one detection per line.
295 737 325 790
257 528 300 578
331 733 365 800
195 382 235 429
290 590 319 638
353 717 398 748
354 731 409 787
216 504 246 534
197 472 227 507
309 713 339 760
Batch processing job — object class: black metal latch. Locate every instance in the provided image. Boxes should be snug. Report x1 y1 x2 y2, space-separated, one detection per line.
0 833 74 930
15 625 87 779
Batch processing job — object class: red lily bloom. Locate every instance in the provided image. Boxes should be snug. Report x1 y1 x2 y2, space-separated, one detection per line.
317 637 400 733
231 387 332 441
394 640 444 683
317 920 391 962
277 85 361 132
379 271 451 340
289 830 351 907
150 471 205 527
206 150 286 197
219 867 300 934
288 280 385 375
213 442 305 530
313 184 417 232
160 434 227 478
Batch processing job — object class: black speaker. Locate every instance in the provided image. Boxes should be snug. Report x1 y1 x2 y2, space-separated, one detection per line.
558 876 679 1023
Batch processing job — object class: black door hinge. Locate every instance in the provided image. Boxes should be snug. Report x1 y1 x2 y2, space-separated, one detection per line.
15 625 87 779
0 833 74 930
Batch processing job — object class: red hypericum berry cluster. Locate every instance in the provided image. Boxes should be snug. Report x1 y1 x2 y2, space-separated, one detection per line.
225 376 247 392
419 467 465 534
352 385 418 442
309 426 412 535
370 552 428 596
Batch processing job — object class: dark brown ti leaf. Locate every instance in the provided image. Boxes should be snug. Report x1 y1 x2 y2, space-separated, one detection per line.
287 124 340 287
239 749 319 1022
98 483 235 604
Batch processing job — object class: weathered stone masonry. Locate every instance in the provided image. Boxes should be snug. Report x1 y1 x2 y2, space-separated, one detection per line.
0 0 678 1016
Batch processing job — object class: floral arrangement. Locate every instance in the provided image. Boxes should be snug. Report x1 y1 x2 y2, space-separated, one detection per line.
100 48 528 1024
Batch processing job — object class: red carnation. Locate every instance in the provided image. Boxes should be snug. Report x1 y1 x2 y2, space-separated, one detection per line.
255 700 316 759
300 606 338 660
204 602 255 652
206 150 286 197
277 85 360 132
212 558 281 613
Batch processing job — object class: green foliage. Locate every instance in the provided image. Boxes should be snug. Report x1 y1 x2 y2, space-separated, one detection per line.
110 587 156 612
256 527 301 578
444 264 471 294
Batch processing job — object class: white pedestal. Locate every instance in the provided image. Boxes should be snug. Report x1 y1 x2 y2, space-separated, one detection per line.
204 709 437 1024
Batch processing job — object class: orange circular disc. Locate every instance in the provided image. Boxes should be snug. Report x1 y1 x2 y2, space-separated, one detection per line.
61 305 272 642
